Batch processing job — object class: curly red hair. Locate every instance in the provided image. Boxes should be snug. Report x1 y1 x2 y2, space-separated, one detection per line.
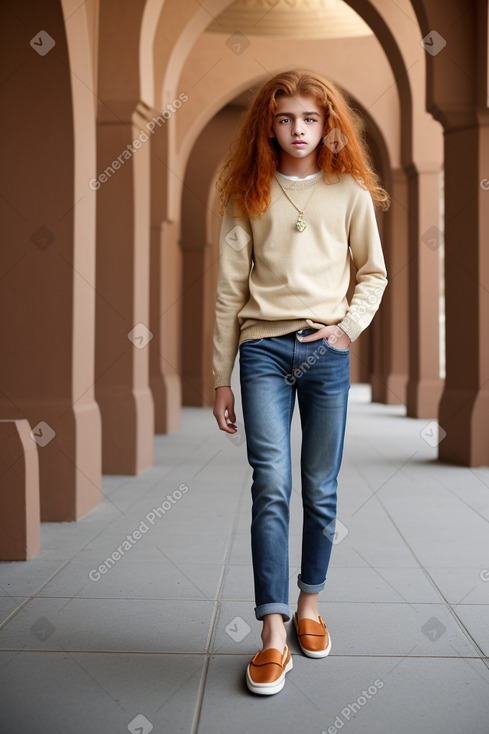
217 70 390 218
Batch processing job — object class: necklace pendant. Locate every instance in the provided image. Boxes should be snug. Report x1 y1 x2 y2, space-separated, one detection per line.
296 212 306 232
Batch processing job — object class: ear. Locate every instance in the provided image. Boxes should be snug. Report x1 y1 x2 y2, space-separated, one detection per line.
268 128 276 138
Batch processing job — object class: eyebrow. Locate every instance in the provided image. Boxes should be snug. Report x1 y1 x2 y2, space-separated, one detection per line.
274 111 321 117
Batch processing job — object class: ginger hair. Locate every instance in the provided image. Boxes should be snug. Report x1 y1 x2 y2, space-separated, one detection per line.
217 70 390 218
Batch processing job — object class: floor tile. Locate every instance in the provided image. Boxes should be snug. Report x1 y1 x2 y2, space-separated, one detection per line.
198 655 489 734
0 597 27 627
0 598 215 653
451 604 489 656
425 566 489 605
0 560 67 597
37 556 224 601
211 600 479 658
0 651 204 734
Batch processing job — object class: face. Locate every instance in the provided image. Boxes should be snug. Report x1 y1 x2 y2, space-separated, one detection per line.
271 94 325 165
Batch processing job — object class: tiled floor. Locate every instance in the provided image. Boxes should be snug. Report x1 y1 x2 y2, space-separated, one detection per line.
1 384 489 734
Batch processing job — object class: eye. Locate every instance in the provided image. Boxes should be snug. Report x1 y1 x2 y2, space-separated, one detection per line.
305 117 317 123
279 117 290 124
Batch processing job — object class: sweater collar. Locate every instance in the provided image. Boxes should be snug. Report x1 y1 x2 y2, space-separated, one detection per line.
275 170 324 190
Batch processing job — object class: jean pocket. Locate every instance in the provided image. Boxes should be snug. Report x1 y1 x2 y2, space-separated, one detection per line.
321 338 350 354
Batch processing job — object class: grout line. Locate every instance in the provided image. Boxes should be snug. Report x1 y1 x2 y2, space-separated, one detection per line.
340 425 489 661
364 495 487 659
429 473 489 526
189 655 211 733
0 560 72 630
2 595 486 605
190 467 250 734
0 648 485 660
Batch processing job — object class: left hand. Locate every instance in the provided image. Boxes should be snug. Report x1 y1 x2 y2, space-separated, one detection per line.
297 321 351 350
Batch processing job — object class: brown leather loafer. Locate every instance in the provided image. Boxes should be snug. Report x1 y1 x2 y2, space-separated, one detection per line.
246 645 293 695
293 612 332 658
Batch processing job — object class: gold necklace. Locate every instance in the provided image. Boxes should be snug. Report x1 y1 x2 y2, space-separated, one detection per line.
275 175 320 232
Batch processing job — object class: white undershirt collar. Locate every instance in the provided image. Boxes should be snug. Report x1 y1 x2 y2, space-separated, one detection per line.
276 170 322 182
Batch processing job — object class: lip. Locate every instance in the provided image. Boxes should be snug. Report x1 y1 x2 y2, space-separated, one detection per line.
292 141 307 146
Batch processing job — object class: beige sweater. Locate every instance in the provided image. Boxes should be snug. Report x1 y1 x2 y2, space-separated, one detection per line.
212 172 388 388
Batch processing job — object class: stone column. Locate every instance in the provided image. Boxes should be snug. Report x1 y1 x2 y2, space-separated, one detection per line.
406 164 444 417
179 107 238 407
0 420 40 560
180 236 209 406
150 219 182 433
94 102 154 474
438 112 489 465
415 0 489 465
371 168 409 405
149 115 182 434
0 0 101 521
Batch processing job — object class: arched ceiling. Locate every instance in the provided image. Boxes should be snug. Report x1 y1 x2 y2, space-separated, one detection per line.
205 0 373 39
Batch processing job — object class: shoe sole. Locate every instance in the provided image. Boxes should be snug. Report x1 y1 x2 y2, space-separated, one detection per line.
246 655 293 695
293 613 332 658
296 633 332 658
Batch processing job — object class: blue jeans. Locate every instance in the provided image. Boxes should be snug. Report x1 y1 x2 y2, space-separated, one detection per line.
239 328 350 621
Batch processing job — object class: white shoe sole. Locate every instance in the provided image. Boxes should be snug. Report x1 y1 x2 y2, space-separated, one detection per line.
297 633 332 658
246 655 293 695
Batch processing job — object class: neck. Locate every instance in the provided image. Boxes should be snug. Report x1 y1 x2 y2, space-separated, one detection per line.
276 151 321 178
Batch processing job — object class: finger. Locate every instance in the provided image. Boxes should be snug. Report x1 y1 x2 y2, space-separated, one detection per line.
225 403 237 430
214 410 237 433
223 420 238 433
216 415 237 433
297 331 322 342
222 422 238 433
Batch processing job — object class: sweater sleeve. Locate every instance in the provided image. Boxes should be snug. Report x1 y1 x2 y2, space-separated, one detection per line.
212 204 253 388
337 185 388 341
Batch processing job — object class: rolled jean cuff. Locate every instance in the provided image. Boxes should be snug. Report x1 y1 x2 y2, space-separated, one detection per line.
255 602 292 622
297 573 326 594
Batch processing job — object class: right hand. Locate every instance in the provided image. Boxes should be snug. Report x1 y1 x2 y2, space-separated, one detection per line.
213 386 238 433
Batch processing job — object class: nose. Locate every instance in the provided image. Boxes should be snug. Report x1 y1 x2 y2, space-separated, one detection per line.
292 119 304 136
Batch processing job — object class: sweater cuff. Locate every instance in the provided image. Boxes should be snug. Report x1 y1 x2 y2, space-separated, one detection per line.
336 317 363 342
213 370 232 389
